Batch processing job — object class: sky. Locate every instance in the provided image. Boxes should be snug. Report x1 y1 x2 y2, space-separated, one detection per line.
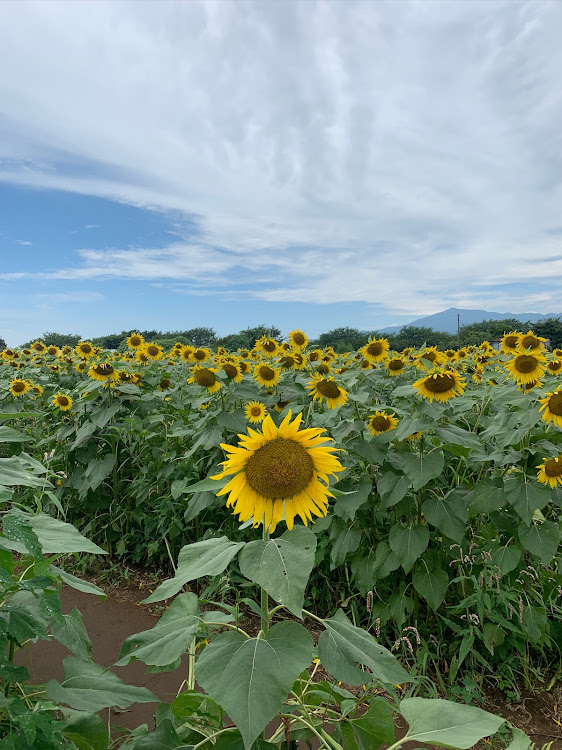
1 0 562 346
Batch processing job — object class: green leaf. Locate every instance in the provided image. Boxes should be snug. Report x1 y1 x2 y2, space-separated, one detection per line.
184 491 219 522
85 454 116 492
144 537 245 603
482 623 504 655
0 456 49 488
51 608 93 660
522 606 546 643
506 727 532 750
0 426 32 443
128 719 183 749
179 476 229 494
0 411 41 420
330 523 361 569
373 541 400 579
490 545 521 575
117 593 200 667
2 513 42 557
467 481 505 516
46 657 158 711
4 512 106 555
52 567 106 598
61 709 109 750
347 698 395 750
72 421 97 450
399 697 505 748
412 567 449 611
422 490 468 543
334 475 372 521
317 609 411 686
238 527 316 618
435 425 480 450
504 478 550 526
518 521 560 565
402 451 444 491
388 525 429 573
377 472 409 509
196 621 313 749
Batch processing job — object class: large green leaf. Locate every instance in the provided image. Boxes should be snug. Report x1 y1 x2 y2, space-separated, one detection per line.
29 513 106 554
399 698 504 748
330 523 361 569
52 567 106 598
46 657 158 711
117 593 200 667
85 454 116 492
196 621 313 749
317 610 410 687
238 526 316 617
0 456 49 488
334 475 372 520
0 426 32 443
60 708 109 750
377 472 409 509
51 608 93 660
518 521 560 565
388 524 429 572
504 478 550 526
422 491 468 543
435 425 480 450
402 451 444 490
467 480 506 516
345 698 395 750
412 567 449 611
2 513 42 557
127 719 183 749
144 537 245 603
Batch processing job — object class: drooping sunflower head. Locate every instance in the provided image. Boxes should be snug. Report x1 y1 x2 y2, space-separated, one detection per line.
9 378 31 397
32 341 47 353
127 333 145 350
244 401 267 423
361 338 390 363
504 352 547 384
386 358 406 376
278 354 297 371
52 392 73 411
547 359 562 374
306 375 348 410
308 350 322 363
367 410 398 436
518 379 543 392
88 363 118 383
537 454 562 488
519 330 547 353
274 399 290 413
413 370 466 403
253 363 281 388
539 387 562 428
288 329 309 351
238 349 250 359
212 411 344 533
188 367 222 393
31 385 43 398
76 341 95 357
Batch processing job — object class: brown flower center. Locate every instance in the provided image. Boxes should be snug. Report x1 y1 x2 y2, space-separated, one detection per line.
367 342 383 357
370 416 390 432
222 364 238 379
315 380 341 399
250 406 262 417
388 359 404 371
547 392 562 416
513 355 540 374
292 333 306 346
548 361 562 372
521 335 540 349
130 336 142 346
544 458 562 478
424 373 457 393
258 365 276 381
12 381 26 393
159 378 171 390
194 369 216 387
280 356 295 369
193 350 206 361
245 438 314 498
57 396 69 407
504 335 518 348
263 340 277 353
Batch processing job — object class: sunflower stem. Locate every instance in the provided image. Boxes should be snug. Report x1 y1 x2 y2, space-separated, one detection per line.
260 526 270 635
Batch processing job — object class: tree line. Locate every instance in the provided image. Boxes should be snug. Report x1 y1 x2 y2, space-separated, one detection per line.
6 316 562 353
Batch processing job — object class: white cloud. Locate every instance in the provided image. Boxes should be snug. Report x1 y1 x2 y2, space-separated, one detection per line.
33 291 104 304
15 239 32 245
1 0 562 316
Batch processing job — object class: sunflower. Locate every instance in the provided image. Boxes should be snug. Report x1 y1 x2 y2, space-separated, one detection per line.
538 387 562 427
49 364 61 372
127 332 145 350
313 363 332 377
191 347 211 364
75 341 95 358
537 455 562 488
274 399 290 413
500 332 521 355
31 385 43 398
504 352 547 384
308 350 322 363
158 377 173 391
306 375 348 409
361 338 390 363
519 330 547 352
288 329 309 351
253 363 281 388
46 345 59 357
118 370 136 384
257 337 280 358
444 349 457 360
88 363 119 384
212 411 344 533
292 352 307 370
135 350 150 364
32 341 47 353
553 349 562 358
406 430 424 442
143 342 163 360
386 358 406 376
221 362 244 383
238 360 251 374
188 367 222 394
52 392 73 411
245 401 267 423
75 361 87 374
367 410 398 436
278 354 298 371
414 370 466 403
416 347 443 370
9 378 31 397
547 359 562 374
360 359 372 370
217 347 227 357
238 349 250 359
518 379 543 392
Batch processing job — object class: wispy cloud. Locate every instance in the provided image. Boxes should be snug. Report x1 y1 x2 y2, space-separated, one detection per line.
1 1 562 318
15 239 32 245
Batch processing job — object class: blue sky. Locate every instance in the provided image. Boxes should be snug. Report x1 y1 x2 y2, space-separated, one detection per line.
1 1 562 345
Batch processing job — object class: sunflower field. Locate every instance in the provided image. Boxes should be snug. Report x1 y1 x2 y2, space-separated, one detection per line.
1 329 561 748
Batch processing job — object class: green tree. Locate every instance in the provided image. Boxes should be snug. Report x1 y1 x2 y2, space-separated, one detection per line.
386 326 456 351
41 332 82 348
313 327 372 352
181 327 217 348
531 317 562 348
240 325 282 347
217 333 251 351
0 336 6 350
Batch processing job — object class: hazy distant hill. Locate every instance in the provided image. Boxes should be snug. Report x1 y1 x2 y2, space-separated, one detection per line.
379 307 562 335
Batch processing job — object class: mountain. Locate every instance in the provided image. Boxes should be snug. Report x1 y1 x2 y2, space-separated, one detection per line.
379 308 562 335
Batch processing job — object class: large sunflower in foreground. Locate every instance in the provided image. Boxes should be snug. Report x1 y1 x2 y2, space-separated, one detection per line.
537 455 562 488
306 375 348 409
212 411 344 533
539 387 562 428
504 352 546 384
413 370 466 403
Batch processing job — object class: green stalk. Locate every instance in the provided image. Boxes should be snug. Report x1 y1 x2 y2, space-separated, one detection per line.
261 527 270 634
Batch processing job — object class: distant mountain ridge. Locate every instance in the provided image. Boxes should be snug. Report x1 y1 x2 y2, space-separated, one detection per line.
379 308 562 335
